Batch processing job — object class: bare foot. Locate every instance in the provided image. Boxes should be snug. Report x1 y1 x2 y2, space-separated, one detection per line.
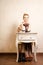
29 52 33 58
25 51 29 58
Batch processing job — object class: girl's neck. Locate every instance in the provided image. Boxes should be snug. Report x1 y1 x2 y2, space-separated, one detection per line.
23 21 29 24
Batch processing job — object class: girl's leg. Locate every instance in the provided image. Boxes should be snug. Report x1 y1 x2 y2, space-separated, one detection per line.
27 43 33 61
18 44 22 62
27 43 32 53
24 43 29 60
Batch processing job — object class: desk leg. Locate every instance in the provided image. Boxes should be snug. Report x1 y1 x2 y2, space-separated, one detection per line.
16 44 19 62
34 42 37 62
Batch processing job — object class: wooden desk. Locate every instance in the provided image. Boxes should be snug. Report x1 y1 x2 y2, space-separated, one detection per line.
16 32 38 62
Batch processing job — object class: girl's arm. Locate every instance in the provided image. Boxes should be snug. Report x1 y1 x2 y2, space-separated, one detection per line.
17 24 22 32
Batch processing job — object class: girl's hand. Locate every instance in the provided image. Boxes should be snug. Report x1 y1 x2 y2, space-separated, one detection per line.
17 25 22 32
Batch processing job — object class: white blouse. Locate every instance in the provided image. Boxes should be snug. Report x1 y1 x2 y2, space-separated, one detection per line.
19 22 31 32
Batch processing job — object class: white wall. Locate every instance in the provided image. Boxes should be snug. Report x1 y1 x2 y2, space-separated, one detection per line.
0 0 43 52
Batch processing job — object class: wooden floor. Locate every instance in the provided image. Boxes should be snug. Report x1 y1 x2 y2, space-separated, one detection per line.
0 53 43 65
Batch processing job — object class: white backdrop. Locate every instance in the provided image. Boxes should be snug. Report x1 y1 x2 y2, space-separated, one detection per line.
0 0 43 52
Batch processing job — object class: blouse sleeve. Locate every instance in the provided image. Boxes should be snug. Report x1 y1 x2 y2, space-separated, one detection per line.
28 24 31 32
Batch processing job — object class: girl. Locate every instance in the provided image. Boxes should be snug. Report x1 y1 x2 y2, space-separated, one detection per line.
17 13 33 61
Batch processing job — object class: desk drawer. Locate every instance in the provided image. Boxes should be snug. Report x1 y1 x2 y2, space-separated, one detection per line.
18 34 37 41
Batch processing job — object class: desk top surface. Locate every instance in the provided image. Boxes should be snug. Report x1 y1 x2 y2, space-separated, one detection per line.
16 32 37 34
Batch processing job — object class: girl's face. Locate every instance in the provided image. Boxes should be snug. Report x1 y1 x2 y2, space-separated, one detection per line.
23 15 29 23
